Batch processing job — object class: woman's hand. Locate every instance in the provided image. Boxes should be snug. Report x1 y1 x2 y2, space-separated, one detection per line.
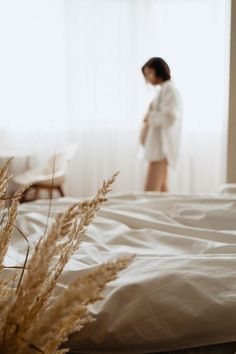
143 113 148 123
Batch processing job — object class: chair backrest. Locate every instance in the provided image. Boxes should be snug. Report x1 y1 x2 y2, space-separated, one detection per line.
44 144 78 175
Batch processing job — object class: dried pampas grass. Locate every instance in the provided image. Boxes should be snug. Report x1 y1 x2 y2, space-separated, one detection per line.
0 160 132 353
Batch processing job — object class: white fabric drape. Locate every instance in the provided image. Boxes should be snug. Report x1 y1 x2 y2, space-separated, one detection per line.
0 0 231 196
66 0 230 196
0 0 68 153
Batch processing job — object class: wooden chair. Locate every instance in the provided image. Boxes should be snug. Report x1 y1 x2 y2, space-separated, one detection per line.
13 144 77 202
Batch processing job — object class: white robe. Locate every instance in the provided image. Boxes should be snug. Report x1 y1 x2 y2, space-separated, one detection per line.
138 80 183 169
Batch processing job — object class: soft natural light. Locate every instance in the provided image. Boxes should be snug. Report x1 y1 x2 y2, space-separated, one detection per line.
0 0 231 195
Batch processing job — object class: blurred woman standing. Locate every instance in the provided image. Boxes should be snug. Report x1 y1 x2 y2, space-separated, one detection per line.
140 57 183 192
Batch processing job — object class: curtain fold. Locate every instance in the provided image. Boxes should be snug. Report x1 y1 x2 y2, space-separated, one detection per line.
66 0 230 196
0 0 68 154
0 0 231 196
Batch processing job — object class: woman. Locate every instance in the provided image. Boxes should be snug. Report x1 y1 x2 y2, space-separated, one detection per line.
140 57 182 192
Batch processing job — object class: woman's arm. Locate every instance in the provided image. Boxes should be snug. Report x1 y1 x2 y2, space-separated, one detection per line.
147 86 181 128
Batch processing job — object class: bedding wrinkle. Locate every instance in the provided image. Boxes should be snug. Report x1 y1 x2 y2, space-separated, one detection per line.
5 192 236 353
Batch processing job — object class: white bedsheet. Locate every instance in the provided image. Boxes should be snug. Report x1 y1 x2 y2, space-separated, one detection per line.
5 192 236 353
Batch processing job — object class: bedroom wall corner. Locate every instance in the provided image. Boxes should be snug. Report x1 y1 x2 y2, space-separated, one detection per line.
227 0 236 182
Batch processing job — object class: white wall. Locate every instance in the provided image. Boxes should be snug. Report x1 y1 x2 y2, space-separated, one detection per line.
227 0 236 182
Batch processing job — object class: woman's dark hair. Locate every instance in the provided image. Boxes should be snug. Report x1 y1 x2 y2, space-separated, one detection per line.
142 57 171 81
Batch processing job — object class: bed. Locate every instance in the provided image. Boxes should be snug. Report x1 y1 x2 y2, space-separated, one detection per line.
6 192 236 353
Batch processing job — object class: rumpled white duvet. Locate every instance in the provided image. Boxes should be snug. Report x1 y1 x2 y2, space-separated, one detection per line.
5 192 236 353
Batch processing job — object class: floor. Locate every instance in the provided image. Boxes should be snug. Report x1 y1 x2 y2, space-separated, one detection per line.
68 341 236 354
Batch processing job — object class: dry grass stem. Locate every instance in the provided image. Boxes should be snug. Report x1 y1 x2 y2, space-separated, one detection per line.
0 164 130 354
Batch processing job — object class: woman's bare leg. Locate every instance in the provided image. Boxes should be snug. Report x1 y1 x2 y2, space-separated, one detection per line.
145 159 168 192
160 159 168 192
145 161 159 191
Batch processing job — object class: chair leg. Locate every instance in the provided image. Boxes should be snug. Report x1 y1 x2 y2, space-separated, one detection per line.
57 185 65 197
33 186 40 200
20 187 29 203
48 187 53 199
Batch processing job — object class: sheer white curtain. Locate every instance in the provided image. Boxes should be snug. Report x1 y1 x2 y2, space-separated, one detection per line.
66 0 230 196
0 0 67 153
0 0 231 196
